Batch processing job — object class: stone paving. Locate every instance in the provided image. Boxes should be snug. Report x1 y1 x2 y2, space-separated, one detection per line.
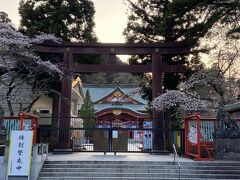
47 152 194 162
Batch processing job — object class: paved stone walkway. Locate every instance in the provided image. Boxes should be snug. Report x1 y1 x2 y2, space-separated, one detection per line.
47 152 194 162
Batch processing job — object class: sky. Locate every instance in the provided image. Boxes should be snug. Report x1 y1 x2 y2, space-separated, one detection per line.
0 0 128 43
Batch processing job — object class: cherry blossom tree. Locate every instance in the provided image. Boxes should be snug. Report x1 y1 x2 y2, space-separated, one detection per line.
199 25 240 78
0 22 62 116
153 68 240 115
153 23 240 115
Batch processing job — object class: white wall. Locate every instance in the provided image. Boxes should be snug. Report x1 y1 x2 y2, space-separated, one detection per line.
31 95 53 114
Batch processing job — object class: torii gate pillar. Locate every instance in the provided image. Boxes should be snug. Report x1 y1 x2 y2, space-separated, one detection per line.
152 52 164 151
58 48 72 149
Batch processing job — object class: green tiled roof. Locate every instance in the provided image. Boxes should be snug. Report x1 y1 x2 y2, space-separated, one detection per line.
83 84 147 104
82 84 147 113
94 104 147 112
95 105 147 115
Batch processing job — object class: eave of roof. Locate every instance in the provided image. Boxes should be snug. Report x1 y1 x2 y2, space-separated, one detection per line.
224 102 240 112
94 86 144 105
83 84 147 104
95 106 148 116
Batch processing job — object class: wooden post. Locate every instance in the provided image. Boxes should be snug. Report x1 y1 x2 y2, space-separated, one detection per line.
32 117 37 144
196 115 201 160
108 54 116 64
185 117 189 157
152 52 165 151
19 112 24 131
58 48 72 149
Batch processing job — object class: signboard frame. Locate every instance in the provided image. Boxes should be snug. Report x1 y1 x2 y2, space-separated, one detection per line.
7 131 33 180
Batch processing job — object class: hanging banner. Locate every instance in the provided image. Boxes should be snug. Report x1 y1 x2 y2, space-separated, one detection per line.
188 126 198 144
112 130 118 138
143 121 152 150
7 131 33 177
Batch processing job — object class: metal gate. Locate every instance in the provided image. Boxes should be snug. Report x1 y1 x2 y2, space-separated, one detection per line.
36 116 157 153
36 116 187 153
37 127 155 153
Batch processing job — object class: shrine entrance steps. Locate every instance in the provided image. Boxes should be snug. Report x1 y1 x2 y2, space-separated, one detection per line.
38 159 240 179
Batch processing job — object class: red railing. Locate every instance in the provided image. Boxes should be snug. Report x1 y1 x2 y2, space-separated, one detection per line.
185 114 215 160
185 113 240 161
0 112 38 144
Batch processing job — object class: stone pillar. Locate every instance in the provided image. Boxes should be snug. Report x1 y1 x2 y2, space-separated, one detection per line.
58 48 72 149
152 52 165 151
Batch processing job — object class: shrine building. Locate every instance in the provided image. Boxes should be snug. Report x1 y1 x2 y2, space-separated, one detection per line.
83 84 150 129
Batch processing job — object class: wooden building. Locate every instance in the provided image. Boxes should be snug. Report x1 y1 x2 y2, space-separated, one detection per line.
83 84 150 129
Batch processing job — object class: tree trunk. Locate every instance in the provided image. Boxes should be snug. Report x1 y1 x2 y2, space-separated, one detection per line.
7 99 14 116
164 110 173 152
22 96 41 112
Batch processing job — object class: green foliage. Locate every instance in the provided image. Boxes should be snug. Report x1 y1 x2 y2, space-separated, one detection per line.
80 57 142 84
81 72 142 85
19 0 103 83
0 11 11 24
124 0 239 109
79 89 95 140
125 0 240 67
125 0 239 45
124 0 191 105
164 107 184 152
19 0 97 42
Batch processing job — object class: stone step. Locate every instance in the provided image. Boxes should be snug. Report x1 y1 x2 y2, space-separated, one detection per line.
38 177 200 180
44 161 176 165
44 160 240 166
41 167 178 173
39 161 240 180
41 167 240 174
42 163 240 170
180 173 240 179
38 172 240 178
39 172 178 178
39 177 238 180
43 164 177 168
44 161 240 168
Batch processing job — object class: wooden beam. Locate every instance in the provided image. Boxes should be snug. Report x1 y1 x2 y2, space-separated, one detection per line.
69 46 190 55
34 41 190 55
72 63 186 73
73 64 152 73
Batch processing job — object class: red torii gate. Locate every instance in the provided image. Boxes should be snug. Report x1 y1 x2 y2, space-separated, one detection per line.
35 41 190 151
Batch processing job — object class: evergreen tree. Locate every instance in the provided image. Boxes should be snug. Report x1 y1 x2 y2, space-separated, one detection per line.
124 0 192 112
19 0 97 42
0 11 11 24
124 0 239 45
79 89 95 141
124 0 239 105
18 0 102 64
